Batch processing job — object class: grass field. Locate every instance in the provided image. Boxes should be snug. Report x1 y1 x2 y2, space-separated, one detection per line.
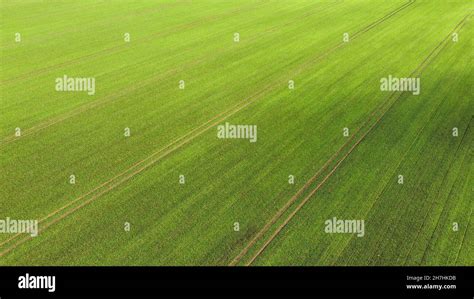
0 0 472 266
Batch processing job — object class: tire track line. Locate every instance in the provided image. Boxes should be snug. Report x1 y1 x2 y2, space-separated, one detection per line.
351 0 415 39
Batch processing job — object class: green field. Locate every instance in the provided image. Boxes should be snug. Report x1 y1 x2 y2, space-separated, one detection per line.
0 0 472 266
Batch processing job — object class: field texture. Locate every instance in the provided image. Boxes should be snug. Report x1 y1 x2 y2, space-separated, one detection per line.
0 0 472 266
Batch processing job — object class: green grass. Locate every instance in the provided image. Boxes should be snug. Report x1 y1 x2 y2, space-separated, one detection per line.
0 0 472 266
